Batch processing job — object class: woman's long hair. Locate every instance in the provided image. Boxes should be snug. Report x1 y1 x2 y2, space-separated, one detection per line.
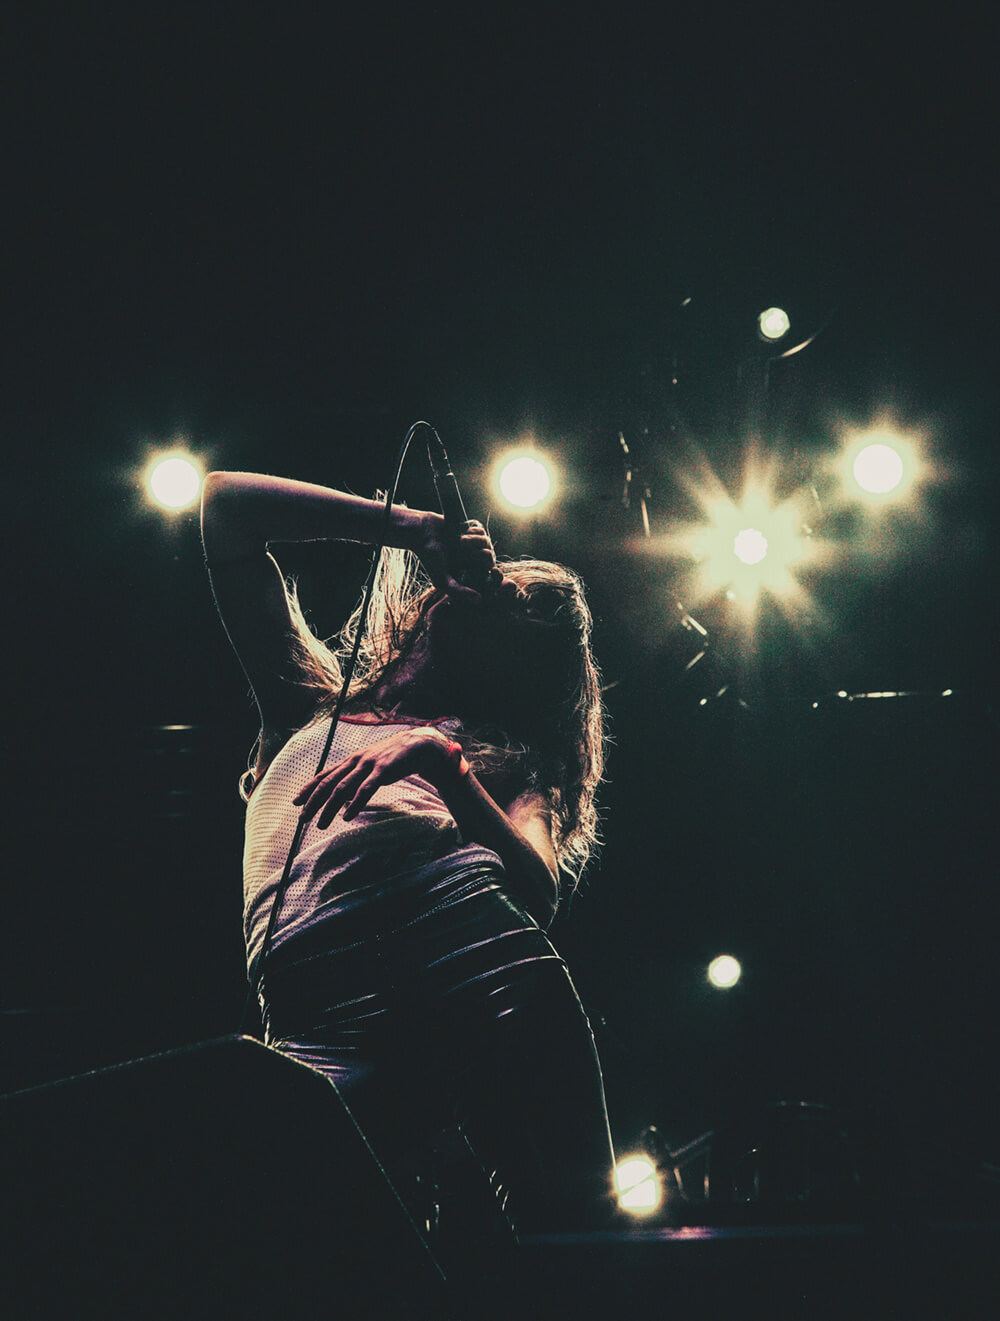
253 546 607 889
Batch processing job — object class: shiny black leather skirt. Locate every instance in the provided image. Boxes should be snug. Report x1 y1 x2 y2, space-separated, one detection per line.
257 856 617 1235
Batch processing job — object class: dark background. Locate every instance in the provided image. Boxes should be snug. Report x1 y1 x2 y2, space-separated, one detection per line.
3 4 996 1193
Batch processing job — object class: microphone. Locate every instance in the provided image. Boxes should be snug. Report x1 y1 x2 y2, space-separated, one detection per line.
426 431 473 535
425 429 495 595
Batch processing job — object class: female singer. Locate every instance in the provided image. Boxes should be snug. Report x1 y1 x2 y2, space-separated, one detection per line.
201 470 617 1237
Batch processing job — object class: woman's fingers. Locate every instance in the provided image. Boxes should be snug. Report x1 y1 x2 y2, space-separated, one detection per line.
316 780 360 827
292 761 352 803
338 769 384 822
459 524 496 565
294 764 346 809
419 518 496 602
292 776 322 805
292 730 435 829
295 758 390 829
295 762 358 822
462 531 495 561
314 763 371 827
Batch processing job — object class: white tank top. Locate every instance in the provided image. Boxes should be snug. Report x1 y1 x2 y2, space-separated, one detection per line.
243 713 496 973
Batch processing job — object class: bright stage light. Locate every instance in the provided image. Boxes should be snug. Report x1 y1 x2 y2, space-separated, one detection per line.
733 527 768 565
691 486 809 606
758 307 790 342
495 450 554 512
657 455 823 629
614 1155 663 1215
708 954 742 989
840 430 918 504
146 452 203 510
852 443 904 495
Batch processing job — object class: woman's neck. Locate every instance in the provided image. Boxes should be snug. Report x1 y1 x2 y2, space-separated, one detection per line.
367 632 449 720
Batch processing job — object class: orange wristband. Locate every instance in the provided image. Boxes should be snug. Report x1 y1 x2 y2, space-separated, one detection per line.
444 739 470 777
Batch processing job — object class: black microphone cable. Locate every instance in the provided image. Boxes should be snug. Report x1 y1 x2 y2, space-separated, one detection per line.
238 420 437 1035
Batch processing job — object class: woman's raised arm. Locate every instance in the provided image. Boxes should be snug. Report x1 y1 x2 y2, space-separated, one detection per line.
201 472 424 748
200 471 495 759
200 470 433 566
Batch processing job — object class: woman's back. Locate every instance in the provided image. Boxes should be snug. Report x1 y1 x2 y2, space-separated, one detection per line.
243 710 501 979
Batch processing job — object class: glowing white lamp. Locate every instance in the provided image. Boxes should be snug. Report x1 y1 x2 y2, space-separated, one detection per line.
147 454 203 510
708 954 742 989
614 1155 662 1215
851 443 905 495
733 527 768 565
841 430 919 504
758 307 791 341
692 485 808 608
496 452 554 512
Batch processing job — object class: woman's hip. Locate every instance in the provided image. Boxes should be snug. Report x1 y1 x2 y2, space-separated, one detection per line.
258 861 566 1042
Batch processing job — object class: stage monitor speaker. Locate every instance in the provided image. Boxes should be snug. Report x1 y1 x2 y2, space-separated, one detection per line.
2 1035 448 1319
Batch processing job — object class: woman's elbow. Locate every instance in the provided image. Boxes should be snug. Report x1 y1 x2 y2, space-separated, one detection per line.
201 470 237 508
200 470 227 521
200 472 257 559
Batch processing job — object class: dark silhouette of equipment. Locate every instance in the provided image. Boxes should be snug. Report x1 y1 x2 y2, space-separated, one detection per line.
5 1039 998 1319
2 1035 446 1320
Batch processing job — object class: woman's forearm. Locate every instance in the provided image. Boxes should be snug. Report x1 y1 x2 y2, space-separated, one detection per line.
434 766 560 927
201 470 436 562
